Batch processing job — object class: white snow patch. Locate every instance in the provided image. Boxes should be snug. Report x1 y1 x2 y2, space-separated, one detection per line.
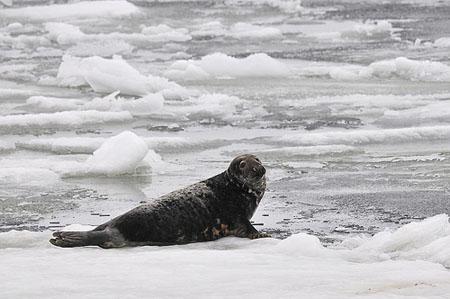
0 1 139 20
165 52 290 80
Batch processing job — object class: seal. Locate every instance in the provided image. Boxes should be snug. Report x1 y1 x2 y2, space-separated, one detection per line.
50 154 269 248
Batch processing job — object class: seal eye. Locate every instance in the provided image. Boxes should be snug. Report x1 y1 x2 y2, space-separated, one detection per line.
239 161 246 169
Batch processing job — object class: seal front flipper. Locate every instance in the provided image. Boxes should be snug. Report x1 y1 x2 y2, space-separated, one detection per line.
50 229 121 248
231 218 271 240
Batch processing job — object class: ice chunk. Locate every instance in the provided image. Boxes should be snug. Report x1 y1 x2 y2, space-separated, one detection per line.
54 131 149 177
0 110 132 129
25 96 86 112
57 55 188 97
16 137 106 154
342 20 400 40
140 24 191 42
165 52 290 80
81 131 149 176
434 37 450 47
369 57 450 82
299 57 450 82
84 92 164 115
0 1 140 20
44 22 85 45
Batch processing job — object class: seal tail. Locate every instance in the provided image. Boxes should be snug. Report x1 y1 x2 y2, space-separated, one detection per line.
50 230 110 248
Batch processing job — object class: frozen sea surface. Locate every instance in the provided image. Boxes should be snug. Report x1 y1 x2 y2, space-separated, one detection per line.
1 0 450 297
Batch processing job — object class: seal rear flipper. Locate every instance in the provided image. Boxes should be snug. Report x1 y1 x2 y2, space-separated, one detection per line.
50 230 113 248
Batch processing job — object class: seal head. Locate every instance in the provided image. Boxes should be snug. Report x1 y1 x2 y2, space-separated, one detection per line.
226 154 266 192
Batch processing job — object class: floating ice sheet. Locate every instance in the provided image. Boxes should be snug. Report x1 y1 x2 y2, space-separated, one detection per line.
0 1 140 20
1 215 450 298
165 52 290 80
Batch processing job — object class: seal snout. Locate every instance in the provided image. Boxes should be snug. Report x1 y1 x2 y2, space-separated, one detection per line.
253 164 266 178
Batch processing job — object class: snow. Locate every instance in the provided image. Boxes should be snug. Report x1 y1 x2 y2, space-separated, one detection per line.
57 55 187 97
0 1 139 20
0 110 132 129
1 215 450 298
165 53 290 80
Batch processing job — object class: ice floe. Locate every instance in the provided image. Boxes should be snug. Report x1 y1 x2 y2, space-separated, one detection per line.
1 215 450 298
378 102 450 127
16 137 106 154
57 55 188 97
0 167 60 186
225 0 305 13
228 22 283 39
24 92 164 116
277 125 450 146
140 24 192 42
299 57 450 82
297 20 400 41
10 131 153 177
0 1 139 20
165 52 290 80
0 110 132 129
255 144 358 158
